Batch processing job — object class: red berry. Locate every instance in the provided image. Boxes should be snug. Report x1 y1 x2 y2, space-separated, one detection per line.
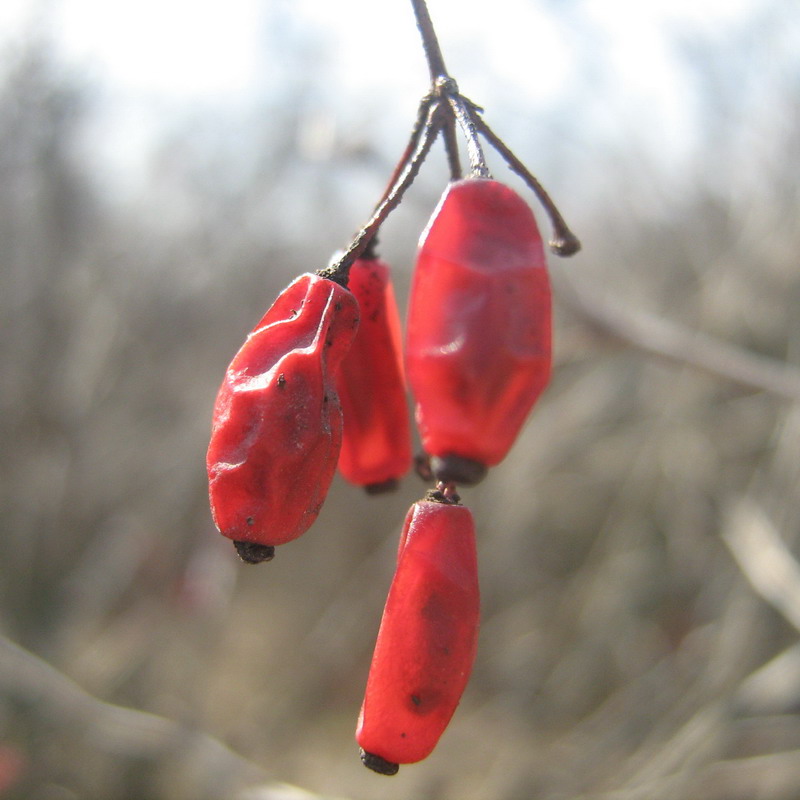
406 178 552 474
336 257 412 491
207 273 359 556
357 498 479 769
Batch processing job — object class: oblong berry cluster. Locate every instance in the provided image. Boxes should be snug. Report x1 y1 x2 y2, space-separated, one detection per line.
205 48 579 774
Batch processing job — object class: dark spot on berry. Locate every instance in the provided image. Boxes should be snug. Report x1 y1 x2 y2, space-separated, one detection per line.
360 749 399 776
411 694 422 706
246 516 254 526
277 373 286 387
334 301 342 311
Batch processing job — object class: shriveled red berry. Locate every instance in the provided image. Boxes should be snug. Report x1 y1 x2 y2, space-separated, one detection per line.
206 273 359 556
336 257 412 492
357 497 479 770
406 178 552 476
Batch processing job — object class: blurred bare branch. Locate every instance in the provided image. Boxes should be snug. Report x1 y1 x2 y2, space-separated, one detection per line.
722 500 800 634
0 635 345 800
736 644 800 715
2 3 800 798
697 749 800 800
555 268 800 403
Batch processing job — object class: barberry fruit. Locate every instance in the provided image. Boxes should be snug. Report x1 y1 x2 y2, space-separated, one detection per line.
207 273 359 561
336 256 412 492
406 178 552 483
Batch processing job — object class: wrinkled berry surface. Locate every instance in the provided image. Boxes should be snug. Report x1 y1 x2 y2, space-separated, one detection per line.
207 273 359 547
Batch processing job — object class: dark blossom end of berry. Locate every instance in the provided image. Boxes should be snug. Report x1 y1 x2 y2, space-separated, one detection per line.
430 454 487 486
360 749 400 776
233 541 276 564
364 478 400 495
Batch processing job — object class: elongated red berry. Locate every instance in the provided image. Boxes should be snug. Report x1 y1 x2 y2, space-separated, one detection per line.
406 178 552 483
336 257 412 492
207 273 359 561
357 497 479 772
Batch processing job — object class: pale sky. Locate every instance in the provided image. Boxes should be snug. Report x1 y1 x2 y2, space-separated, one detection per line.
0 0 768 202
2 0 757 102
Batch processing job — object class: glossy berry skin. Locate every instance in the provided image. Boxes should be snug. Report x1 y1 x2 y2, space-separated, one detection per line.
357 499 479 769
406 178 552 470
207 273 359 552
336 257 412 491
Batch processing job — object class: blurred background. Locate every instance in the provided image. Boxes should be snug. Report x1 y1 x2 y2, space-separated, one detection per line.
1 0 800 798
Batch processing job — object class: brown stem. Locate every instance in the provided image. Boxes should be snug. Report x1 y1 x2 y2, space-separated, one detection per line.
321 101 445 284
373 93 435 213
472 111 581 256
442 116 462 180
448 93 491 178
410 0 450 80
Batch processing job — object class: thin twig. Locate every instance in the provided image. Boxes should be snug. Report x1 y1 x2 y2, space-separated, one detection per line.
409 0 450 80
472 112 581 255
447 93 491 178
371 93 434 213
441 115 462 179
322 101 444 283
